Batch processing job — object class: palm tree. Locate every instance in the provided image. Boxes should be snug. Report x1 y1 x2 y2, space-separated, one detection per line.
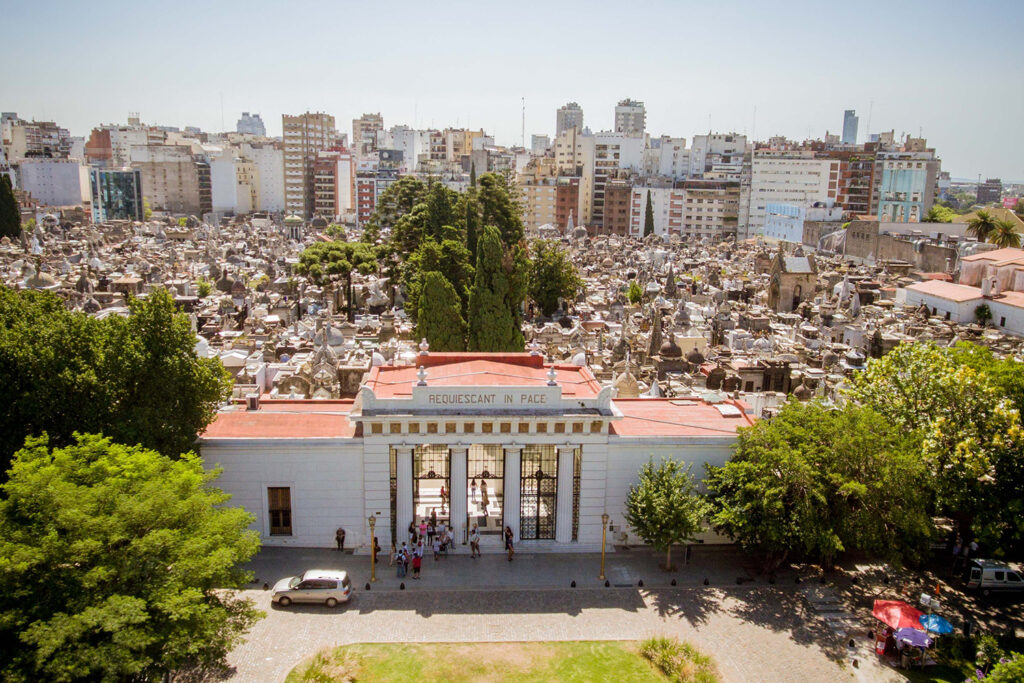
967 210 998 241
988 219 1022 248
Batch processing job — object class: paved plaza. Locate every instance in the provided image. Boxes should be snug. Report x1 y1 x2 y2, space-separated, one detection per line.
226 546 903 682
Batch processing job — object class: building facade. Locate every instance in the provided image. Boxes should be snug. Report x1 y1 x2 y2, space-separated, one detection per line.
283 112 337 218
89 168 143 222
236 112 266 137
199 352 750 551
16 158 89 207
555 102 584 137
614 99 646 137
842 110 859 145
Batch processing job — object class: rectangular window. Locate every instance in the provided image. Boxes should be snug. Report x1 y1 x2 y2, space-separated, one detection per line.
268 487 292 536
518 422 530 434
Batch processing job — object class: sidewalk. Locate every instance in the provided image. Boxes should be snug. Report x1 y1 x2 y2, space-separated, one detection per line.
242 544 764 593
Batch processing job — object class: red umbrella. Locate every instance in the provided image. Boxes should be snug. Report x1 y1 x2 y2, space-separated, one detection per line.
872 600 924 630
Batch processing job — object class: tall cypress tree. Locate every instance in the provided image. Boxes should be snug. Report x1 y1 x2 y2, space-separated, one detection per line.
0 175 21 240
467 226 525 351
417 271 466 351
643 190 655 238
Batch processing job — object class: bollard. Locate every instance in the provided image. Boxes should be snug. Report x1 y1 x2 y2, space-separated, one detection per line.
400 582 405 590
604 580 610 587
671 578 677 586
571 580 576 588
262 583 270 591
638 580 644 587
365 583 371 591
704 577 709 586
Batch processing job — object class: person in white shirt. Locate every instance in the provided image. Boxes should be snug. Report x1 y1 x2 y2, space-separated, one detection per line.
470 525 481 558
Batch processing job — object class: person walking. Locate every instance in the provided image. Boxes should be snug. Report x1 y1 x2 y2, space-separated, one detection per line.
396 543 408 578
481 482 489 517
412 542 423 579
427 520 436 546
373 536 381 564
470 525 481 559
470 478 478 503
335 527 346 551
440 485 448 512
408 520 417 544
504 526 515 562
432 536 441 561
430 507 438 531
419 518 428 542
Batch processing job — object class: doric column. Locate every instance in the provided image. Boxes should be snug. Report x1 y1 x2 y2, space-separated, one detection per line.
503 445 522 543
449 445 469 544
555 445 576 544
395 446 414 545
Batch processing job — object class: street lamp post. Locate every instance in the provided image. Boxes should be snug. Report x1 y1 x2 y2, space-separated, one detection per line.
367 514 377 583
599 513 610 581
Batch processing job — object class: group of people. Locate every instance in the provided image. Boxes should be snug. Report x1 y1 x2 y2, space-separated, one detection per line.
408 509 456 553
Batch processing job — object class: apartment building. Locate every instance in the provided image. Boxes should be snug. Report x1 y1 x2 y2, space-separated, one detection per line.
614 99 646 137
749 152 839 231
236 112 266 137
5 120 72 160
354 150 401 227
131 144 211 217
679 180 741 241
556 102 584 136
591 132 644 228
517 157 580 233
603 180 632 236
210 149 259 215
873 152 939 223
313 148 355 221
282 112 337 218
689 134 746 178
89 168 143 223
629 185 678 237
352 113 384 159
16 157 89 207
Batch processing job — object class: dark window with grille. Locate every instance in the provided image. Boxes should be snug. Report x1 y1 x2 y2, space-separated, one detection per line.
520 445 557 540
268 487 292 535
571 449 582 542
389 448 397 545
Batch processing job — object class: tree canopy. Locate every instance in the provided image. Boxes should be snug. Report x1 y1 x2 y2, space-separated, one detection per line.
466 226 527 351
402 237 474 324
848 341 1024 551
706 401 931 573
624 459 710 570
643 190 655 237
922 205 956 223
967 210 998 242
0 434 261 682
527 239 584 317
416 271 466 351
477 172 524 247
0 174 20 240
0 287 232 475
293 240 381 321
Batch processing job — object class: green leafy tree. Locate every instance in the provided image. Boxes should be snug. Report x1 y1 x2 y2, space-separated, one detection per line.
177 216 188 227
467 226 526 351
528 239 584 317
402 237 474 323
367 176 427 232
706 401 931 573
989 219 1021 248
0 287 232 474
625 459 710 571
293 241 380 322
967 209 998 242
975 303 993 326
142 197 152 221
390 186 463 257
0 174 20 239
477 172 524 246
0 434 262 682
848 342 1024 548
643 190 655 237
984 653 1024 681
416 271 466 351
922 205 955 223
196 277 213 298
627 280 643 304
325 223 347 240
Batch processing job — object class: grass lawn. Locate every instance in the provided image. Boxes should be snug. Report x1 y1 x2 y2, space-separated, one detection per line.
287 641 677 682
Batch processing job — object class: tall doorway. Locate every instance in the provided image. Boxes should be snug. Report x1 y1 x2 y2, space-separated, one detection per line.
467 444 504 536
413 444 449 530
520 444 557 540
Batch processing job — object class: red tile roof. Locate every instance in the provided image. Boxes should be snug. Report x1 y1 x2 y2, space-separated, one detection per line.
364 358 602 399
202 401 355 439
905 280 983 303
611 399 754 437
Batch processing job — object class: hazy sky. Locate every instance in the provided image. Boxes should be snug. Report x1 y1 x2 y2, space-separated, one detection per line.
5 0 1023 180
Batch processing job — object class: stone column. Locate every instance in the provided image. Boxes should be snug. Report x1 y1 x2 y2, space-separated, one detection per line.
503 445 522 543
395 446 414 546
449 445 468 544
555 445 576 544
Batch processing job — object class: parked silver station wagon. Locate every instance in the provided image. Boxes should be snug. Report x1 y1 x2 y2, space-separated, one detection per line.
272 569 352 607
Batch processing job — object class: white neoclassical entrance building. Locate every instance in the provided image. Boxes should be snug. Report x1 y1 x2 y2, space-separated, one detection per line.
200 352 752 552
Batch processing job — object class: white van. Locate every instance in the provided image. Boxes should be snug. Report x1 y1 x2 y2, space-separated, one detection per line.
965 560 1024 595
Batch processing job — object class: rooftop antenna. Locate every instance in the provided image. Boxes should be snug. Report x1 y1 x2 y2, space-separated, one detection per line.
521 96 525 148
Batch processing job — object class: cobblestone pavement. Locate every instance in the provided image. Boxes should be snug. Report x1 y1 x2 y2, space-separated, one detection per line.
225 584 889 683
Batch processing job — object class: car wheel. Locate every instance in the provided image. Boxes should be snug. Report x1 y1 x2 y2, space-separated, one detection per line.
325 597 338 608
278 596 291 606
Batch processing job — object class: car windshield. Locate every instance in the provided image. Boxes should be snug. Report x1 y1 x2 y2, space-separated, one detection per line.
288 576 301 588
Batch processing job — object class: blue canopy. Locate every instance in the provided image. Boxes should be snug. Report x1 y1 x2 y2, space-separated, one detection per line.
919 614 954 635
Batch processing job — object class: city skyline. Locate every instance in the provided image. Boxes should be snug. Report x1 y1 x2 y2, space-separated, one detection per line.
4 0 1023 181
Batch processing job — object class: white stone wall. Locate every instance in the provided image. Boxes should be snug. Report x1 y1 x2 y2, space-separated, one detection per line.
203 440 366 548
603 438 736 545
